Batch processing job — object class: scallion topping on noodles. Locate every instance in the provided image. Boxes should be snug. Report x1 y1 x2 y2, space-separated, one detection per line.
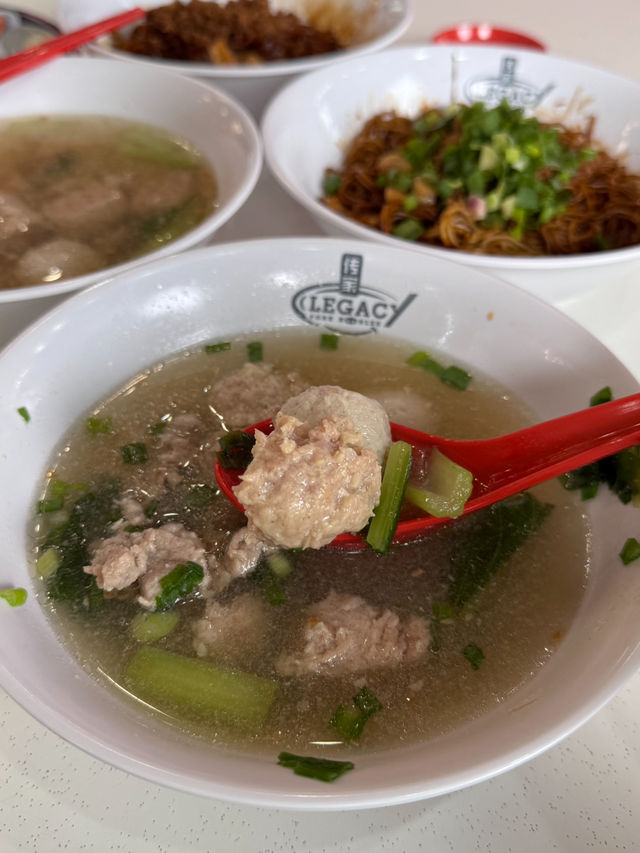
322 100 640 256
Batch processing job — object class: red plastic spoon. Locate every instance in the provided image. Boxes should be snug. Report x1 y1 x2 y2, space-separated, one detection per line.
214 393 640 551
0 7 145 84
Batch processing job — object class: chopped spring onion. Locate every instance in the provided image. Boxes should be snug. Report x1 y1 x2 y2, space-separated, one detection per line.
266 552 294 578
590 386 613 406
216 430 256 470
277 752 354 783
253 560 286 606
125 646 278 727
35 548 61 579
619 537 640 565
131 610 180 643
17 406 30 422
320 333 339 350
429 601 455 653
0 588 27 607
247 341 263 363
204 341 231 354
86 416 113 435
392 219 424 241
37 495 64 514
405 448 473 519
463 642 485 670
406 351 472 390
323 172 341 195
149 417 170 436
329 686 382 742
155 561 204 612
366 441 412 555
120 442 148 465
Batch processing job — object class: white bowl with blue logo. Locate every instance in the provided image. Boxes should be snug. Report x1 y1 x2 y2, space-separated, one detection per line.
261 45 640 307
1 237 640 809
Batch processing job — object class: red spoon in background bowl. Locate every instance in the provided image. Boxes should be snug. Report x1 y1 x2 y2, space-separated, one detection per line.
0 7 145 83
431 23 546 51
214 393 640 551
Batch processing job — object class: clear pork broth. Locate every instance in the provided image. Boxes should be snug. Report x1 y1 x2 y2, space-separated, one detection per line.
33 330 589 755
0 116 218 290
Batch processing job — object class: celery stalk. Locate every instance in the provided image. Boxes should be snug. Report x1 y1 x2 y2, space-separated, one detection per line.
124 646 278 728
366 441 412 554
405 448 473 518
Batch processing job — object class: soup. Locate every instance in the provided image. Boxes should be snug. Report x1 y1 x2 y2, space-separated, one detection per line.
0 116 218 290
33 329 588 762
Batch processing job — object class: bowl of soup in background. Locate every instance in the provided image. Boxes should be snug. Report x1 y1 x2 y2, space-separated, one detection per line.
0 55 262 349
262 44 640 309
56 0 413 118
1 237 640 810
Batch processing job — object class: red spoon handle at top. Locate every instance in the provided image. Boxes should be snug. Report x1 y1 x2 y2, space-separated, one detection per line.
0 7 145 83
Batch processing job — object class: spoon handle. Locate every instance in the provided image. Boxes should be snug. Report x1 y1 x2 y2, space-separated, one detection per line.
418 392 640 500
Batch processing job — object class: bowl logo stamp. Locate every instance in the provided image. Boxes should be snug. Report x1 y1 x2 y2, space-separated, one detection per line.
465 57 555 109
291 253 417 335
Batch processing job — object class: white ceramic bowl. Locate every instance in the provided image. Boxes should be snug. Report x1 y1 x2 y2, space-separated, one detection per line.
0 55 262 349
1 237 640 810
57 0 413 117
262 44 640 308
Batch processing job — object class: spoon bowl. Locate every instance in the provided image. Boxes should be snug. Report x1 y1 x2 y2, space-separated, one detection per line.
214 393 640 550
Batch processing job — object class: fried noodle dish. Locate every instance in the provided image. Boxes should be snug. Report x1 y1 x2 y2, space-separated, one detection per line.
321 100 640 256
113 0 342 64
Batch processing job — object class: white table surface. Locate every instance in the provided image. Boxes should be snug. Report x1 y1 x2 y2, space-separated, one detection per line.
2 2 640 851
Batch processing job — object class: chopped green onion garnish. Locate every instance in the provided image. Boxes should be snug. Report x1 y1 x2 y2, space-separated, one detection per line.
131 610 180 643
463 642 485 670
392 219 424 241
0 588 27 607
216 430 255 470
366 441 412 555
17 406 30 422
590 386 613 406
429 601 455 653
247 341 263 363
403 194 419 211
329 686 382 741
320 333 339 350
155 561 204 612
277 752 355 783
323 172 341 195
439 365 472 391
253 559 286 606
619 537 640 565
121 442 148 465
86 416 113 435
204 341 231 354
149 417 170 435
35 548 61 579
266 552 294 578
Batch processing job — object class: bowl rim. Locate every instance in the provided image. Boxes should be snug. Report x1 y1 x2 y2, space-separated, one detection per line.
59 0 414 79
261 42 640 272
0 55 263 303
2 236 640 809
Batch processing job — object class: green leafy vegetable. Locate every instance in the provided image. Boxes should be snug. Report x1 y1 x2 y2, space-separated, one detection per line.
149 417 170 436
429 601 455 653
125 646 278 727
155 561 204 611
121 442 148 465
17 406 30 422
449 492 553 609
329 686 383 741
0 588 27 607
186 484 219 508
216 430 256 470
366 441 412 555
44 479 121 607
277 752 355 783
463 642 485 670
619 537 640 565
